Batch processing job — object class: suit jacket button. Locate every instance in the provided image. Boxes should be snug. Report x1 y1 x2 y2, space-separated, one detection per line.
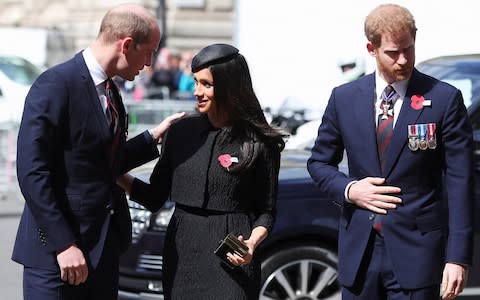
368 214 375 220
106 204 114 215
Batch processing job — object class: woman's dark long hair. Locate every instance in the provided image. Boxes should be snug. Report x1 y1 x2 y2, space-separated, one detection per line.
209 53 288 172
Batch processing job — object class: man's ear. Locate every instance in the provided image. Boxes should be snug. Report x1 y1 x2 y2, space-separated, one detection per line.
366 42 376 57
122 37 134 53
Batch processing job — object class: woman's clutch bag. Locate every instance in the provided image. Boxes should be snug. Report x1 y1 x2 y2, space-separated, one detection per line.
214 233 249 268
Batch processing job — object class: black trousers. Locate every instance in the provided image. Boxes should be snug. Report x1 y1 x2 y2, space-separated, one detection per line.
23 222 120 300
342 230 440 300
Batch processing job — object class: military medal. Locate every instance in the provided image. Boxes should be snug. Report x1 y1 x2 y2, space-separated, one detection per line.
381 100 394 120
418 124 428 150
381 101 389 120
407 124 419 151
427 123 437 149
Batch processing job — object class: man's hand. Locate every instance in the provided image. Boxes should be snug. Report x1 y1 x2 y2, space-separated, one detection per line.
441 263 468 300
149 112 186 144
56 244 88 285
348 177 401 214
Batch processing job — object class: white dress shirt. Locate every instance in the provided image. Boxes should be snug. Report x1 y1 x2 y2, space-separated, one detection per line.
82 47 109 118
344 73 411 202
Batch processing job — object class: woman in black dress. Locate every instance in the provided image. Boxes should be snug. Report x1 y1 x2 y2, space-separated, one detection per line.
118 43 287 299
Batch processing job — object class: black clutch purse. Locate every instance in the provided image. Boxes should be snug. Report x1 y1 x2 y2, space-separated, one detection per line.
214 233 249 269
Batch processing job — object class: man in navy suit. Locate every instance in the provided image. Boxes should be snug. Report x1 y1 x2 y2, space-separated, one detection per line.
12 4 184 299
307 4 473 300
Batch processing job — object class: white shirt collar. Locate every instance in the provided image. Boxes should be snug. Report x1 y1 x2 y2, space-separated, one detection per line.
82 47 108 86
374 72 409 101
374 72 410 126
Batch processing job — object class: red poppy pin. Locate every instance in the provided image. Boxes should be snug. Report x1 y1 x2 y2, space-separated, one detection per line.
411 95 432 110
218 154 239 171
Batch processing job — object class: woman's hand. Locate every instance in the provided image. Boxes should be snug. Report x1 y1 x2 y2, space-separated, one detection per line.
226 235 254 266
226 226 268 267
116 173 135 194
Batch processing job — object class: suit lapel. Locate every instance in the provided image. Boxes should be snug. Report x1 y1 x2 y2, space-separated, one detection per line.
355 74 383 176
382 70 425 177
75 53 112 156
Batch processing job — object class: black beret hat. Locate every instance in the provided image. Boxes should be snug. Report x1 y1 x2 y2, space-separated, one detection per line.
191 43 239 73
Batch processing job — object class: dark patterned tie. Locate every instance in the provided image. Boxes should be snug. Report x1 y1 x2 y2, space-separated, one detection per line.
374 85 399 233
376 85 398 171
105 79 121 161
105 79 118 134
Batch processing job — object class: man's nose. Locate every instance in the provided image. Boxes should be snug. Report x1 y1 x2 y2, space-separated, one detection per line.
397 53 409 65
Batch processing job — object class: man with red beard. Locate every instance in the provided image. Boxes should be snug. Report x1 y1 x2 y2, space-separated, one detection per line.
307 4 473 300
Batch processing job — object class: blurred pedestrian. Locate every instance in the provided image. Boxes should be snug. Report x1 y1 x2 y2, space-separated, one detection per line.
150 48 181 99
12 4 184 300
117 43 288 299
308 4 473 300
175 50 195 100
132 66 155 102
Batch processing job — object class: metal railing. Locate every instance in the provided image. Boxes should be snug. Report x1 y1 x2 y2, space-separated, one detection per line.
124 98 197 138
0 99 197 201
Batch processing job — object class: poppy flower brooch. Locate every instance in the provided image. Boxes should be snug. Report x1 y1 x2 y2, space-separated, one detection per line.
410 94 432 110
218 154 239 171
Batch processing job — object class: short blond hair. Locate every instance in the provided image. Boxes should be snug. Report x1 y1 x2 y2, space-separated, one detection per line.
98 4 158 48
364 3 417 47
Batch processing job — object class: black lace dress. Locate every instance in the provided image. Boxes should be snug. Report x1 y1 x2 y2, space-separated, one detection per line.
131 114 281 299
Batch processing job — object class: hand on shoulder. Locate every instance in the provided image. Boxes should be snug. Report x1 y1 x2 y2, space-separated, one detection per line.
149 112 186 144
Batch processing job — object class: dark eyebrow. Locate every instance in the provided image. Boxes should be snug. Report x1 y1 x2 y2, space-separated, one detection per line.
200 79 214 86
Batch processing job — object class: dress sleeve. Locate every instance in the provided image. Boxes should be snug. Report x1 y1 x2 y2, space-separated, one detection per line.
252 144 281 232
129 129 174 212
115 130 159 176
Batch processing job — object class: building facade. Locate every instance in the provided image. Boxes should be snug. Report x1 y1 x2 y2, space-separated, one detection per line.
0 0 234 65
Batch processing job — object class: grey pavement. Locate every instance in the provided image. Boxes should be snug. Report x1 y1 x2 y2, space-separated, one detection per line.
0 188 24 217
0 188 24 300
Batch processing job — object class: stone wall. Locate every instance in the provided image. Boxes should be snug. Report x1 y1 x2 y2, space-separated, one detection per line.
0 0 234 57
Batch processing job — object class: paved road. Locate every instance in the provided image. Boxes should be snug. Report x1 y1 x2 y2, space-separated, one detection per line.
0 191 24 300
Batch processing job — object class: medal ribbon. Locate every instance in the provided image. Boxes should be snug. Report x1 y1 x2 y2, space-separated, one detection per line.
418 124 427 140
427 123 436 140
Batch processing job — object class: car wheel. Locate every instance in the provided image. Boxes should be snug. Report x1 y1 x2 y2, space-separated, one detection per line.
260 244 341 300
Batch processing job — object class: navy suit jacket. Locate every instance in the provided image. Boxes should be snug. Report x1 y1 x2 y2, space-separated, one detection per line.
307 69 474 289
12 52 159 272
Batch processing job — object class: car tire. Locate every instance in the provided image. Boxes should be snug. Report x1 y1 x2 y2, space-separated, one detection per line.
260 244 341 300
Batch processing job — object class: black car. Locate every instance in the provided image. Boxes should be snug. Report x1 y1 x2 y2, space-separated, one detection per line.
118 151 343 300
118 54 480 300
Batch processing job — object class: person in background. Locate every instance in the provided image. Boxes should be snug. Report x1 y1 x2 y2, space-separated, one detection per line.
307 4 473 300
132 65 155 102
150 48 181 99
12 4 184 299
117 43 288 299
175 50 195 100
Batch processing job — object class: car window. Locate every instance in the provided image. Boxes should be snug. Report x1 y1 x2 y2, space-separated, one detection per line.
444 79 473 108
0 56 42 85
416 56 480 152
416 57 480 110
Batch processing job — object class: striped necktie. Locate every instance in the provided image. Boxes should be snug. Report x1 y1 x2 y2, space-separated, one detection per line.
373 85 399 233
105 79 121 162
105 79 119 136
376 85 399 171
